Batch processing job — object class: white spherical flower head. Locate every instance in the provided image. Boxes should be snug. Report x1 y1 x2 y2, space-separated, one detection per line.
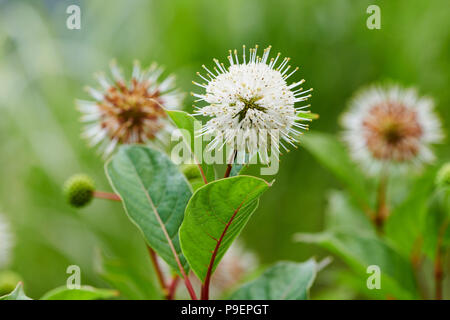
193 46 313 163
0 214 14 269
77 60 184 158
341 85 443 174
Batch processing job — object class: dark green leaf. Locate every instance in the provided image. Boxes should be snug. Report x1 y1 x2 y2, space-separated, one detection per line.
105 145 191 274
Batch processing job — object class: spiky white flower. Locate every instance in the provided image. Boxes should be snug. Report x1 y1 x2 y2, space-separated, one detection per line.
341 84 443 174
0 214 14 269
78 60 184 158
193 45 313 163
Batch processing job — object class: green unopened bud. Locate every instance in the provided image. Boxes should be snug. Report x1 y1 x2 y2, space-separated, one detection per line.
181 164 202 180
0 271 22 296
64 174 95 208
436 163 450 188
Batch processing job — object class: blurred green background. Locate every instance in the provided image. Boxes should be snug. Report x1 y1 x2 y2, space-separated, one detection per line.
0 0 448 298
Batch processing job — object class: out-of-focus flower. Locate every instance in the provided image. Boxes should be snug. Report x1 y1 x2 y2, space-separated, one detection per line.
341 85 443 174
0 214 14 269
78 61 184 158
193 45 313 163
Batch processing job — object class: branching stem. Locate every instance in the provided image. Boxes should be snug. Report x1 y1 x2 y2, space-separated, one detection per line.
93 191 121 201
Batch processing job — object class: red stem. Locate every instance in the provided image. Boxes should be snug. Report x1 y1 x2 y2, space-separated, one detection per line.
435 219 449 300
93 191 121 201
197 164 208 185
224 150 237 178
201 200 245 300
224 164 233 178
147 246 168 297
167 275 180 300
374 170 389 232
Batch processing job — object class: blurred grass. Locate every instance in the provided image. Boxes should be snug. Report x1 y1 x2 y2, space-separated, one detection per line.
0 0 448 298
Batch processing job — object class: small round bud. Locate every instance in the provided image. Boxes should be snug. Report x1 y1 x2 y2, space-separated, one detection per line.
180 164 202 180
436 163 450 188
0 270 22 296
64 174 95 208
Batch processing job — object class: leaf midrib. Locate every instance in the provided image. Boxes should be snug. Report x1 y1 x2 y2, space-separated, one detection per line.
128 154 185 273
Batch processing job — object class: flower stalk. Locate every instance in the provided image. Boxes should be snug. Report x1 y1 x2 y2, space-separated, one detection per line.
434 219 448 300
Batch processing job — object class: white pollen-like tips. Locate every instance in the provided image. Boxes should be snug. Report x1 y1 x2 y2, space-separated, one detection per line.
192 45 313 163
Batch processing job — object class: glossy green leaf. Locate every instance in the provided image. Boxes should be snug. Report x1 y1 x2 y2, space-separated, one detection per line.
294 231 418 299
229 260 318 300
40 286 118 300
301 132 371 209
0 282 31 300
105 145 191 274
180 176 270 282
166 110 216 183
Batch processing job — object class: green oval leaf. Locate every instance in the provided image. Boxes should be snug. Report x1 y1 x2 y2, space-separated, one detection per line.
40 286 118 300
179 176 270 282
105 145 191 275
229 260 318 300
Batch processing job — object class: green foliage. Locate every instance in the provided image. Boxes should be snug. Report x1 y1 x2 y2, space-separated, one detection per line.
40 286 118 300
229 260 318 300
423 190 450 260
324 190 375 234
436 162 450 188
295 231 418 299
180 164 205 192
166 110 216 183
96 252 161 300
385 169 438 256
63 174 95 208
0 283 31 300
0 271 22 296
180 176 270 282
301 132 372 209
105 145 191 275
